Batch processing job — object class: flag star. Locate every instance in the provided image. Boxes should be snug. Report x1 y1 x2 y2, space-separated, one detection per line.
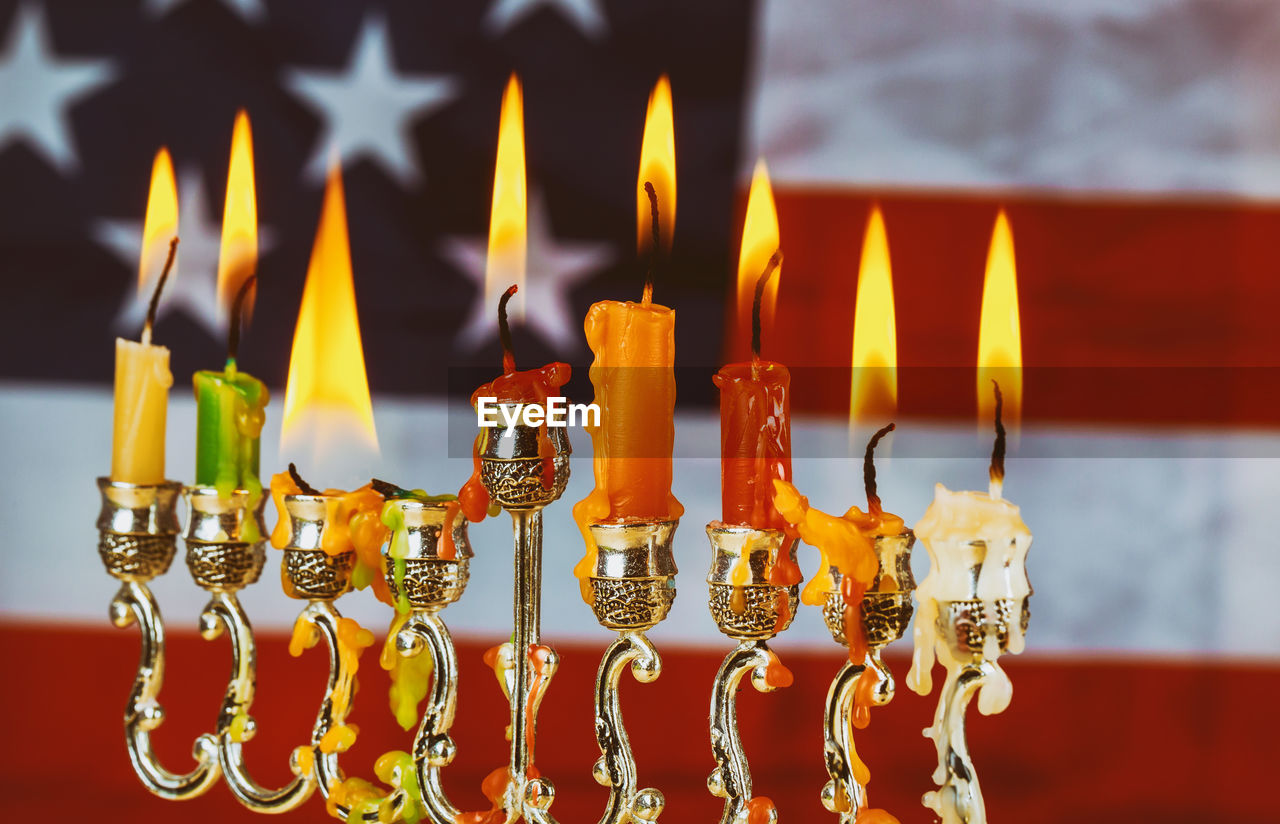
446 193 613 352
94 171 275 341
485 0 608 39
0 4 114 173
145 0 265 23
286 14 458 185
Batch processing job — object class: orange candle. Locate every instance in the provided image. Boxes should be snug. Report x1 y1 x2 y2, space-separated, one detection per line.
458 286 571 523
713 359 790 529
571 293 684 601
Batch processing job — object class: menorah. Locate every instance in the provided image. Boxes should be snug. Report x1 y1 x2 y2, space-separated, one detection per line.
96 407 1027 824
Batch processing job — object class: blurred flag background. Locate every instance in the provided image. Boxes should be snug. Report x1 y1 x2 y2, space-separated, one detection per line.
1 1 1277 822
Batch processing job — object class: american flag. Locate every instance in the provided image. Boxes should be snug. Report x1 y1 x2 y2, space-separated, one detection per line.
1 2 1275 822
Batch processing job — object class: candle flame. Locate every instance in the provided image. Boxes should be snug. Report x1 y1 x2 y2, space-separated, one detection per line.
486 74 527 322
977 209 1022 436
736 158 780 350
850 206 898 435
637 75 675 258
217 109 258 324
281 160 379 462
138 147 178 296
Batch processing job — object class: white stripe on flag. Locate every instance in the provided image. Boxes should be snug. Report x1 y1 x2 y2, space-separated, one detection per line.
747 0 1280 197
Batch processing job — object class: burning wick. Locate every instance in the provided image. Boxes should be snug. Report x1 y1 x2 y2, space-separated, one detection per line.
863 422 895 518
989 379 1006 499
498 284 518 374
642 180 660 305
288 462 320 496
227 274 257 366
750 249 783 362
141 237 179 346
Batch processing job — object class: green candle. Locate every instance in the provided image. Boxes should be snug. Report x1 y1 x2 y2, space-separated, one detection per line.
195 275 269 504
193 360 268 500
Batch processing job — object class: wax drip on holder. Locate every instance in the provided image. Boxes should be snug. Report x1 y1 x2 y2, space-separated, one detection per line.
908 383 1033 824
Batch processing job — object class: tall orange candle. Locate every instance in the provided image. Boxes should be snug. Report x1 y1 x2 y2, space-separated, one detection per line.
571 187 683 603
714 252 791 531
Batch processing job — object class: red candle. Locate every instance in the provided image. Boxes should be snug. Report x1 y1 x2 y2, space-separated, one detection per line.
458 286 571 522
715 251 791 530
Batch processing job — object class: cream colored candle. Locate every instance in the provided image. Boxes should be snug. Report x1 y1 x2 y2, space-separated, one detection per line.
111 335 172 484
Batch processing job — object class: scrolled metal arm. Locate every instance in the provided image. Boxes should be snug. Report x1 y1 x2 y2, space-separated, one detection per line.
591 631 665 824
396 611 463 824
708 641 785 824
821 651 894 821
201 591 316 812
110 581 221 800
923 661 995 824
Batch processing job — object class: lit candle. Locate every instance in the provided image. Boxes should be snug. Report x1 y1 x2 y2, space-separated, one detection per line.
194 112 267 504
716 184 791 532
111 149 179 485
572 81 684 602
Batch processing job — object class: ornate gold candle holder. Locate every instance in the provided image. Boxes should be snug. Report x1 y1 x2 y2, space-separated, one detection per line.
910 529 1032 824
586 519 679 824
275 493 408 823
381 497 472 824
818 531 915 822
96 478 221 801
476 409 570 824
705 524 800 824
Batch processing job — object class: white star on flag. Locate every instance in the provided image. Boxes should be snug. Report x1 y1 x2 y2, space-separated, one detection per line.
446 193 613 351
286 14 459 185
0 3 114 173
145 0 265 23
485 0 608 39
95 171 275 341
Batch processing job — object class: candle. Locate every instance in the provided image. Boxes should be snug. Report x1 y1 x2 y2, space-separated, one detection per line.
111 237 178 485
194 277 269 505
907 384 1032 708
773 424 904 663
458 286 572 522
571 190 684 603
714 252 792 532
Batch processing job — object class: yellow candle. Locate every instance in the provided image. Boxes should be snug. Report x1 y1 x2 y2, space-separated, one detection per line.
111 337 172 484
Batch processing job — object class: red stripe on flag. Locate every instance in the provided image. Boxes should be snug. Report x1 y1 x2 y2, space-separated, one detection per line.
2 622 1272 822
728 189 1280 425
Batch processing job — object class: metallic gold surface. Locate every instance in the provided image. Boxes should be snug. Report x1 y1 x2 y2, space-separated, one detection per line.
396 612 463 824
183 486 267 592
587 521 679 823
383 498 472 611
97 478 181 582
820 532 916 820
705 525 800 641
477 409 571 510
280 495 354 600
707 641 785 824
705 526 798 823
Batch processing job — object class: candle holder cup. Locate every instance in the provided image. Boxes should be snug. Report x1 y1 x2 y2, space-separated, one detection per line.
585 519 680 824
475 409 569 824
704 524 801 824
381 498 473 824
97 478 222 801
819 531 916 822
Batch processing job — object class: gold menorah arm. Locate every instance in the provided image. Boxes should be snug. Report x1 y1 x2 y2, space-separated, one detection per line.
200 590 316 812
592 631 665 824
303 600 410 823
708 640 785 824
923 661 993 824
110 580 221 800
396 611 464 824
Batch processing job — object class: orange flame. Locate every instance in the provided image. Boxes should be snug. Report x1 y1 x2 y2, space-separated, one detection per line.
280 160 378 458
217 109 258 323
486 74 527 322
977 209 1022 434
850 206 898 435
637 75 675 258
736 158 780 350
138 147 178 296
